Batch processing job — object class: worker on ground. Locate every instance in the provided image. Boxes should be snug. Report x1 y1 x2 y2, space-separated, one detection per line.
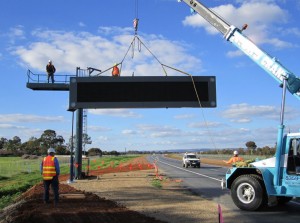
112 63 120 77
223 150 244 165
40 147 60 206
46 60 56 83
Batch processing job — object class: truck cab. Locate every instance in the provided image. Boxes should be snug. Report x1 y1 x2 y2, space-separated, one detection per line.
225 133 300 211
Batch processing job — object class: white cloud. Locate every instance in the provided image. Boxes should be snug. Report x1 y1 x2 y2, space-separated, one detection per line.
9 25 26 39
221 103 276 121
12 27 202 76
122 129 138 135
88 125 111 132
78 22 86 27
182 1 291 48
96 135 108 141
89 109 142 118
135 124 183 138
266 38 293 48
226 50 244 58
188 121 222 128
98 26 132 36
0 124 27 129
232 118 251 123
174 114 195 119
221 103 299 123
285 27 300 37
0 114 65 123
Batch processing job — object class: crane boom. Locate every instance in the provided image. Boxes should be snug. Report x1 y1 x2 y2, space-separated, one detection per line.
179 0 300 100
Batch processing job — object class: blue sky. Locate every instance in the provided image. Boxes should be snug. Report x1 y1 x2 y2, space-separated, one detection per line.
0 0 300 152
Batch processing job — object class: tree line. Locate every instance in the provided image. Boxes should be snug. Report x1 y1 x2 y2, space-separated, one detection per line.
200 141 276 156
0 130 276 157
0 129 108 157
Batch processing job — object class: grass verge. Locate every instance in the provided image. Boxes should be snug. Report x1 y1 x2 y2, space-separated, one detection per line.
0 155 140 210
151 178 163 189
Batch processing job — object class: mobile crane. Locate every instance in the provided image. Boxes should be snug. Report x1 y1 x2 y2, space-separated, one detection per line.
179 0 300 211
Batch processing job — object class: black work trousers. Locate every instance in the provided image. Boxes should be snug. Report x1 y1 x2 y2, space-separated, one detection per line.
43 175 59 204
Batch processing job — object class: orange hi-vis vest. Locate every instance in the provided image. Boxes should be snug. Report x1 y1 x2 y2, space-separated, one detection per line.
227 156 243 164
112 66 120 76
42 156 56 180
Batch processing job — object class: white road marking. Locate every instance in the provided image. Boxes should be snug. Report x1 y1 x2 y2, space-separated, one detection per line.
155 157 300 206
290 201 300 206
157 159 223 182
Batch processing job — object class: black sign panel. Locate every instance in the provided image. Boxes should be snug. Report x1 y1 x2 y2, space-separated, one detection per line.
69 76 216 109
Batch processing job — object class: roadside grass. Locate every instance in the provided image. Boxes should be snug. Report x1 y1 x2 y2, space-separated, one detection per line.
0 157 70 210
0 155 140 210
0 171 42 209
151 178 163 189
86 155 140 172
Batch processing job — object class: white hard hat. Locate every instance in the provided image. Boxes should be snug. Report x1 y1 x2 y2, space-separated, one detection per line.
48 60 52 63
233 150 238 155
48 148 56 154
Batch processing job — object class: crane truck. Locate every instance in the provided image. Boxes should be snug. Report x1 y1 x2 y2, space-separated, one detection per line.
179 0 300 211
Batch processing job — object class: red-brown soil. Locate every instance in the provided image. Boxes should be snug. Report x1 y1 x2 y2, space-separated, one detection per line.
0 156 228 223
0 157 165 223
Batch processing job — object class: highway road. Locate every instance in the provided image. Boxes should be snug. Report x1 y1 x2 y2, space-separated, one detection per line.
148 154 300 223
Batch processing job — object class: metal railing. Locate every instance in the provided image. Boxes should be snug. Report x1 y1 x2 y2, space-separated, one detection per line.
27 69 75 84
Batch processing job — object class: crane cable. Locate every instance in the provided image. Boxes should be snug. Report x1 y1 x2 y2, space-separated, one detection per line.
96 0 140 75
161 64 218 150
132 37 142 58
97 0 218 150
116 35 217 148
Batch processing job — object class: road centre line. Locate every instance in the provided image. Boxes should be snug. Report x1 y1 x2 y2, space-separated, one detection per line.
154 157 300 206
157 159 223 182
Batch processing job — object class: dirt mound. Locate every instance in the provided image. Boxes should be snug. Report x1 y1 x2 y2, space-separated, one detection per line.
0 157 165 223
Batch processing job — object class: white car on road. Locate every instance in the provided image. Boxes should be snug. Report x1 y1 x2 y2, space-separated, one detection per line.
182 153 201 168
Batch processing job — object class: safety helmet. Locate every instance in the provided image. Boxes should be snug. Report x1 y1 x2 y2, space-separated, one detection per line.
233 150 238 155
114 63 117 66
47 148 56 154
48 60 52 63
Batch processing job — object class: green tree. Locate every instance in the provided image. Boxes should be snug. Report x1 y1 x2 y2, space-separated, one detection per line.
56 145 69 155
39 129 65 154
21 137 40 155
40 129 57 148
4 136 22 154
110 150 120 156
82 133 92 153
88 148 102 156
0 137 8 149
40 130 56 154
246 141 257 155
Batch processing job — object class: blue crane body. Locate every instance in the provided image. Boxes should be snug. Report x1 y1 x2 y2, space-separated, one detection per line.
179 0 300 211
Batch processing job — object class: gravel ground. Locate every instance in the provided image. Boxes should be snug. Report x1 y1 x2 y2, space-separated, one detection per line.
1 156 238 223
70 167 238 223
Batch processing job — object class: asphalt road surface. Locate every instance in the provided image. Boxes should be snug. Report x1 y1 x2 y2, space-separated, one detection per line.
148 154 300 223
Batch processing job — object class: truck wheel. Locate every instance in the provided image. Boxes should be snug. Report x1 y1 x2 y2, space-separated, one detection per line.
276 196 293 205
231 175 265 211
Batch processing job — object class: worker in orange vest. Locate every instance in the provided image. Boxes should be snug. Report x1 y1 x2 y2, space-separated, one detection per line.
40 147 60 206
112 63 120 77
223 150 244 165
